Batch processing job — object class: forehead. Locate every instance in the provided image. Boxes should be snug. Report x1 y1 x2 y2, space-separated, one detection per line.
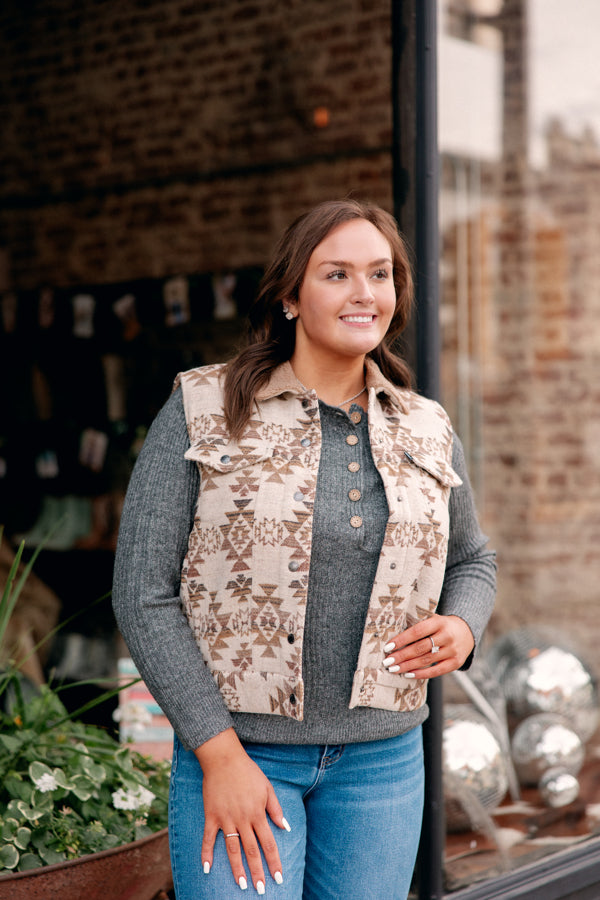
310 218 392 261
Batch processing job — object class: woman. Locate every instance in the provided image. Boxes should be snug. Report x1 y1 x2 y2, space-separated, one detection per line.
113 199 496 899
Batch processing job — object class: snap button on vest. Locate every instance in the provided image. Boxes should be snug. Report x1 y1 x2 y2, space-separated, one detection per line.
346 434 359 446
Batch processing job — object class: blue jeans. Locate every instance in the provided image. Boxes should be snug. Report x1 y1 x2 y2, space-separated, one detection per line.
169 727 424 900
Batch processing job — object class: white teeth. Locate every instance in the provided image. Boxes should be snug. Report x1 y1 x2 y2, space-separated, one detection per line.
342 315 374 323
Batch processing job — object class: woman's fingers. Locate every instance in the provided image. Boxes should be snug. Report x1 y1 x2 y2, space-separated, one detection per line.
254 813 286 887
264 785 289 884
223 831 251 891
242 821 281 893
382 614 475 678
265 782 291 836
200 819 218 875
219 819 283 893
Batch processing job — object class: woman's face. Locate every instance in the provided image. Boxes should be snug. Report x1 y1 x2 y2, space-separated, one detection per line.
290 218 396 368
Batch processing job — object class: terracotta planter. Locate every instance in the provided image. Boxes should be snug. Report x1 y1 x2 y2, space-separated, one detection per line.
0 826 172 900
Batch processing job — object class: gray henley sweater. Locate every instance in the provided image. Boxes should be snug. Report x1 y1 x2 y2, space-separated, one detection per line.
112 388 496 751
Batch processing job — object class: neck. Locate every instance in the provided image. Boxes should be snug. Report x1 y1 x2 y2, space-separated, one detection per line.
289 355 367 408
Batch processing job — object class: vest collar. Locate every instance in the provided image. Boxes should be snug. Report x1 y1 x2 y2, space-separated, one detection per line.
255 358 410 414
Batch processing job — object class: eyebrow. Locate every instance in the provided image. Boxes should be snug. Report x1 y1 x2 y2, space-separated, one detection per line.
318 257 393 268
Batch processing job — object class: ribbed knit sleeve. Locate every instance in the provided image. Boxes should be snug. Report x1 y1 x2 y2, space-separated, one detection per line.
437 433 497 663
112 388 234 751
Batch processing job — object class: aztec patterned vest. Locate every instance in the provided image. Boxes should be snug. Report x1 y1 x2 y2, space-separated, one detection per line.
175 359 461 720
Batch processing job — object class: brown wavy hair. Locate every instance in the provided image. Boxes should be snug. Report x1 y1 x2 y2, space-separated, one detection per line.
224 199 414 437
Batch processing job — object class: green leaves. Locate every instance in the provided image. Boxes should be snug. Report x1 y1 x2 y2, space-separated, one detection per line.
68 775 96 802
0 529 170 872
2 818 31 849
0 683 169 873
0 816 33 872
80 756 107 784
0 843 19 870
0 729 169 871
0 733 22 754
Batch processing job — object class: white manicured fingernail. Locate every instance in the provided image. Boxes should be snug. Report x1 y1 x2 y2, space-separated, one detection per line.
239 875 248 890
274 870 284 884
282 817 291 832
388 665 400 673
383 656 395 667
405 672 416 679
383 641 396 653
203 861 210 874
257 881 265 895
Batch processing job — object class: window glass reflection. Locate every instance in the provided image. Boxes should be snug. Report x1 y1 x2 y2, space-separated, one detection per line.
438 0 600 890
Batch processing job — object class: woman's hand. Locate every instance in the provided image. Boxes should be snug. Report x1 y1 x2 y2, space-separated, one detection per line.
194 728 289 893
382 614 474 680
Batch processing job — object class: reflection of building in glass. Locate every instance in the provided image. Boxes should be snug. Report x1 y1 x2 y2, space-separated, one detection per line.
439 0 600 663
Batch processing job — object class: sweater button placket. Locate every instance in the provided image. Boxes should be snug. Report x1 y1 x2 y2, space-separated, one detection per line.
345 417 362 529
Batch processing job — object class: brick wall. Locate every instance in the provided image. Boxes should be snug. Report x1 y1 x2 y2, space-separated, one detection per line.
0 0 396 289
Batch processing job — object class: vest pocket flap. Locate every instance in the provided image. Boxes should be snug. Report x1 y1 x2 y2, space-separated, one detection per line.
403 449 462 488
185 440 274 472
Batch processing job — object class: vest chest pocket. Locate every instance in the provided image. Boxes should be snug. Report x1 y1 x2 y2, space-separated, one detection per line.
185 439 274 471
394 448 461 550
402 449 462 490
185 439 277 511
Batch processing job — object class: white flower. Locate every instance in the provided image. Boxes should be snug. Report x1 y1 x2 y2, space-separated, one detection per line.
112 701 153 733
112 785 155 811
33 772 59 793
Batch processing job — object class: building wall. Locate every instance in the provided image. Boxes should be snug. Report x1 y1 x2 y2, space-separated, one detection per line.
0 0 395 289
479 152 600 651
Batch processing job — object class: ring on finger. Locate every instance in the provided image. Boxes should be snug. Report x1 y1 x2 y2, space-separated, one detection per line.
224 832 240 838
429 636 440 654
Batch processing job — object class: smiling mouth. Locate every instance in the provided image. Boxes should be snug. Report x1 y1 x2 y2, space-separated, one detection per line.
340 315 375 324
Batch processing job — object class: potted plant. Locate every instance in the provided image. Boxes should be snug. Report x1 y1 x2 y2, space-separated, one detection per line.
0 533 172 899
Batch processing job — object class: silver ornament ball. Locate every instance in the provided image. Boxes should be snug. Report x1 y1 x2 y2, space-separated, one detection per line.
511 713 584 786
487 628 599 742
443 704 509 832
538 767 580 808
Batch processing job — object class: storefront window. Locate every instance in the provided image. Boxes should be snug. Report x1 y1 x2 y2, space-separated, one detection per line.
438 0 600 892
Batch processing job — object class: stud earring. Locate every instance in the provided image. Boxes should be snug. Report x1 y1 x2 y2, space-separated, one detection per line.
283 307 295 321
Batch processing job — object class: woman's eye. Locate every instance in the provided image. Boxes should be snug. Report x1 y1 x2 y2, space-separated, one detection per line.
373 268 390 280
327 270 347 280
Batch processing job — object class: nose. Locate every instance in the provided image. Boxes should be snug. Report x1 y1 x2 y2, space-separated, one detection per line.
352 274 375 302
